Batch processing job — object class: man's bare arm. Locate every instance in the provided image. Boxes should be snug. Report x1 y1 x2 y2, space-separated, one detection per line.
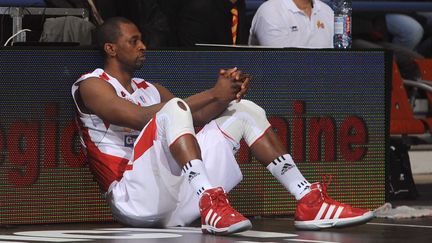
155 68 251 126
78 77 166 130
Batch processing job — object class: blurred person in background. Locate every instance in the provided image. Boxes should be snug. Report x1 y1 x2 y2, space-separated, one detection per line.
351 0 424 80
92 0 171 48
249 0 334 48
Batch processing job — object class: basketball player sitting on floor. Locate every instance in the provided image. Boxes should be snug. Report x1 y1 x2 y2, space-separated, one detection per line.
71 17 374 235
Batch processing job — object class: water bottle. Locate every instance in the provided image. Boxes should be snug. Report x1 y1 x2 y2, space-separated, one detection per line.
332 0 352 49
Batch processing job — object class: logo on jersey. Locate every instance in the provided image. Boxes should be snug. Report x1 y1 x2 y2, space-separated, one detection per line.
124 135 138 147
281 163 295 175
290 26 298 32
188 171 200 183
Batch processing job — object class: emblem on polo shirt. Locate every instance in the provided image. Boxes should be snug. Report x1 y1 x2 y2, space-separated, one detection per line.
317 20 325 29
290 26 298 32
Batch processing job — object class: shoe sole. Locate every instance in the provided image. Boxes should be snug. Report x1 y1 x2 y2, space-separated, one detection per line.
202 219 252 235
294 211 375 230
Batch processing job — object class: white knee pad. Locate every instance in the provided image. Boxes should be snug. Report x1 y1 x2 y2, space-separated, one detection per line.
214 100 271 147
156 97 196 146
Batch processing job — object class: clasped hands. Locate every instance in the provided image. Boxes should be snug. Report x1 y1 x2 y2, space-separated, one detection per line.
216 67 251 102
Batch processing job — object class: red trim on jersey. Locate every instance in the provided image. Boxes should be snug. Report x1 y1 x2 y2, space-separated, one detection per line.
80 121 129 192
133 116 157 161
133 79 149 89
100 72 110 81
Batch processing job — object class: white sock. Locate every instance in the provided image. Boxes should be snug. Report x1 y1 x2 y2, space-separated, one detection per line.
266 154 311 200
182 159 213 197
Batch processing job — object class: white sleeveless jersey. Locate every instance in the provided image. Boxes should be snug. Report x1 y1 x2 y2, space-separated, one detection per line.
71 68 161 191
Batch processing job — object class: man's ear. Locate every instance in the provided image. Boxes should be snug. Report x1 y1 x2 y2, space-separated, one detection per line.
104 43 116 57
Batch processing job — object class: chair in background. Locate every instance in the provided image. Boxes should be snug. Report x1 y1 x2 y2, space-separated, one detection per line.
414 58 432 108
411 58 432 130
390 61 427 136
388 61 429 199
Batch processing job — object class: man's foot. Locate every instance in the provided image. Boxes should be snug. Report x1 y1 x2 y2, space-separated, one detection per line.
199 187 252 235
294 177 375 230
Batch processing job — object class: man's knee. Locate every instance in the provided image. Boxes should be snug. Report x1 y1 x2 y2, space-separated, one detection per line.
163 97 190 112
158 98 195 145
232 100 267 119
215 100 271 146
159 97 193 123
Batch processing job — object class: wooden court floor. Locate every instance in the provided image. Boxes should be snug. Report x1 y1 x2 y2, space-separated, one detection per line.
2 183 431 243
1 216 432 243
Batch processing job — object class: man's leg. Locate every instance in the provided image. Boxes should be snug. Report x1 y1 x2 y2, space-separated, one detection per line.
213 100 310 199
385 14 424 50
166 120 243 227
214 100 374 230
157 98 251 234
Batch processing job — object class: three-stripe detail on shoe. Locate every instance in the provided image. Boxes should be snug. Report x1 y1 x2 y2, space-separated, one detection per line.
314 203 344 220
204 209 222 228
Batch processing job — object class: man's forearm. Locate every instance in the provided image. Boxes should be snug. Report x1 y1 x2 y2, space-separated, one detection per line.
184 89 231 126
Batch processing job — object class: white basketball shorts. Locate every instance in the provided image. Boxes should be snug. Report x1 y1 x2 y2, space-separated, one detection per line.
105 120 243 227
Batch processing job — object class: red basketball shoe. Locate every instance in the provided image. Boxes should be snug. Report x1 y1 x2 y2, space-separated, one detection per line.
294 176 374 230
199 187 252 235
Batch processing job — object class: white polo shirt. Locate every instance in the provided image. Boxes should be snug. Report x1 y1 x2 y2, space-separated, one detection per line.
249 0 334 48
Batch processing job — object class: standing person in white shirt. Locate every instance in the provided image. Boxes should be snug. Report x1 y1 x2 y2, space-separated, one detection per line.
249 0 334 48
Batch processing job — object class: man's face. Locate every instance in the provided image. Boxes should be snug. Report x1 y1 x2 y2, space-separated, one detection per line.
114 23 146 71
